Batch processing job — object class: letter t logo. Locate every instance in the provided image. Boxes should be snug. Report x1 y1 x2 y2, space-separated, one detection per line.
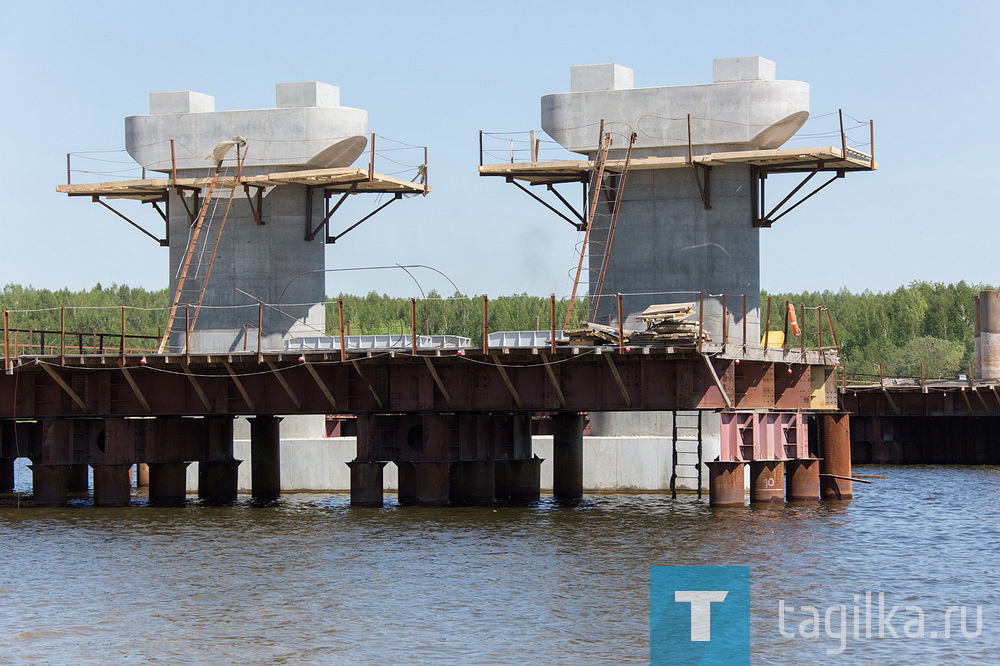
675 591 729 641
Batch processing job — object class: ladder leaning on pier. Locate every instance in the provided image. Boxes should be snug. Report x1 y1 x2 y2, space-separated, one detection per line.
671 410 704 499
157 141 247 353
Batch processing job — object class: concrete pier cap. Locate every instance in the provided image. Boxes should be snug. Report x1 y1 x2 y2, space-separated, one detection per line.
126 81 368 173
542 56 809 157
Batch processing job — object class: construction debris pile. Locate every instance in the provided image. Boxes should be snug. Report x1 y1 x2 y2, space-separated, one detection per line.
559 302 712 347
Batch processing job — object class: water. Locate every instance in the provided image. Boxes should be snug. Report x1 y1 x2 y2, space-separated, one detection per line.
0 465 998 664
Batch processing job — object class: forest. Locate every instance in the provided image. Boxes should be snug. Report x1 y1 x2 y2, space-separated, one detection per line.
0 281 990 378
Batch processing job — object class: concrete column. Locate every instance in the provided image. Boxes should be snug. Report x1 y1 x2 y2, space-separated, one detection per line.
148 462 189 505
347 460 386 507
92 464 132 507
0 458 15 494
199 417 240 503
509 457 543 502
748 460 784 503
453 460 495 505
67 464 89 494
396 461 416 505
707 461 744 506
250 415 282 500
29 464 69 507
785 459 820 501
818 413 852 500
136 463 150 488
413 462 450 506
552 413 584 500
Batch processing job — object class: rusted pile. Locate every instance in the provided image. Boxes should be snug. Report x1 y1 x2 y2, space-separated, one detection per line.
558 302 712 347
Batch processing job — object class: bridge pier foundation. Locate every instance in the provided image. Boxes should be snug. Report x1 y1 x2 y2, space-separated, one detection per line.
413 461 450 506
785 458 820 500
0 457 14 493
707 461 744 506
819 413 852 500
250 416 282 501
749 460 785 503
451 460 495 505
148 462 190 505
30 464 69 507
67 464 90 494
198 417 240 503
494 460 512 500
93 464 132 507
397 462 416 505
509 457 543 502
348 460 386 507
552 413 584 500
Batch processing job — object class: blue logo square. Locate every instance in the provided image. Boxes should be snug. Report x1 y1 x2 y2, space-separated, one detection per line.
650 566 751 664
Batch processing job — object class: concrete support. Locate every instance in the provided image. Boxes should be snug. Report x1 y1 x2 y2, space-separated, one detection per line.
413 462 450 506
509 457 543 502
148 462 189 505
136 463 150 488
748 460 785 503
67 464 89 494
199 417 240 503
396 461 416 505
0 458 15 493
347 460 386 507
250 416 282 500
30 464 69 507
92 464 132 507
818 413 852 500
707 461 745 507
785 459 820 501
452 460 495 505
552 413 584 500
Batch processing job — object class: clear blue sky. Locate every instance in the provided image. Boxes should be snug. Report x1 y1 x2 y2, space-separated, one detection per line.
2 1 996 299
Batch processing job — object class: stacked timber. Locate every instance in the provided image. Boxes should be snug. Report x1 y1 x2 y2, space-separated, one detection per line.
630 302 711 346
556 302 711 347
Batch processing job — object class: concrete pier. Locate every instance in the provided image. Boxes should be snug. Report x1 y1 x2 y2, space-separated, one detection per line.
552 413 584 500
347 460 386 507
818 413 853 500
250 416 282 500
785 459 820 501
148 462 189 505
707 461 744 506
749 460 785 503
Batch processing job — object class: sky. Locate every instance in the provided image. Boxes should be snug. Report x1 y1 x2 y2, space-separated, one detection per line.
1 1 997 300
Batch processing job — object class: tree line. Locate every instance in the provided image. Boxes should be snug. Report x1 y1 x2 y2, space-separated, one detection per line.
0 281 990 378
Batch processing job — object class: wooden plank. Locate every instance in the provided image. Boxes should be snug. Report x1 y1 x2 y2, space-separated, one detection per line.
303 360 337 409
423 357 454 409
267 362 302 411
39 362 88 413
119 363 150 414
539 352 566 408
223 360 254 411
491 355 523 409
181 363 212 411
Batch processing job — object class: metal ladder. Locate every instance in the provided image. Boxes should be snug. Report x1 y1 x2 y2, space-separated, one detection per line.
670 410 704 499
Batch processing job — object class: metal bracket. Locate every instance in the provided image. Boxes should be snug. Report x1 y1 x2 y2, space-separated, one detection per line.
752 165 845 228
692 164 712 210
173 185 201 225
92 196 167 246
304 184 365 242
244 184 265 225
507 178 583 230
328 194 401 244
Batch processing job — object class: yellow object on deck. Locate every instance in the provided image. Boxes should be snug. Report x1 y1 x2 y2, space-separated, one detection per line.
761 331 785 348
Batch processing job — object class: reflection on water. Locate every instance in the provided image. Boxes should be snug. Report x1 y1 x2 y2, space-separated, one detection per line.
0 465 998 663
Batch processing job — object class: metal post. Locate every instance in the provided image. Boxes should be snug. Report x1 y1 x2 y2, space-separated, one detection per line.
530 130 536 161
879 363 884 388
869 120 875 170
826 308 841 355
763 297 771 351
550 293 556 354
423 146 429 196
257 302 263 363
742 294 747 352
368 133 375 181
120 305 126 360
920 362 925 389
185 304 190 362
839 109 847 158
800 302 806 356
687 114 693 163
60 305 65 366
617 293 624 354
170 139 177 184
721 294 728 353
66 153 71 185
698 291 704 353
410 297 417 356
482 295 489 353
3 309 8 372
479 130 483 167
817 304 823 349
338 299 347 363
